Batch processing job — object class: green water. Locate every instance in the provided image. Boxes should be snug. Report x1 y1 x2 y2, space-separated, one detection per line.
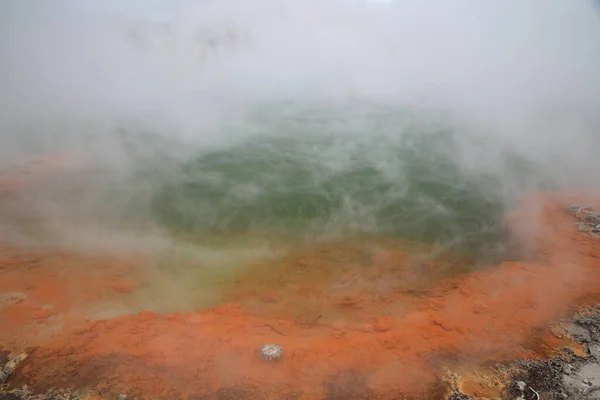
33 101 556 313
123 102 542 262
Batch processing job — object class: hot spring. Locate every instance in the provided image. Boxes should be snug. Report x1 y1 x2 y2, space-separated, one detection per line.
1 0 600 315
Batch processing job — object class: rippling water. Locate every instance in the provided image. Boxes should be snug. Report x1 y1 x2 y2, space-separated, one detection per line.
39 99 547 313
102 101 547 264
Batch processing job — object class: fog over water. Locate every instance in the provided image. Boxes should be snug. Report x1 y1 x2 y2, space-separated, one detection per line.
1 0 599 266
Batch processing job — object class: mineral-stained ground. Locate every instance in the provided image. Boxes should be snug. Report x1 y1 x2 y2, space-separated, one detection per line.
3 159 600 399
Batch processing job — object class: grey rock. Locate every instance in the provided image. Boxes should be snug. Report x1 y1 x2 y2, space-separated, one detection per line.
0 354 24 385
589 343 600 359
516 381 527 391
586 214 600 224
583 386 600 396
569 205 582 214
564 362 600 397
0 370 8 385
566 322 592 342
259 344 283 361
577 363 600 382
564 364 574 375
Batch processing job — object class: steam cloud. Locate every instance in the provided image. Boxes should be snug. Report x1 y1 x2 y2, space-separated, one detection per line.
1 0 599 254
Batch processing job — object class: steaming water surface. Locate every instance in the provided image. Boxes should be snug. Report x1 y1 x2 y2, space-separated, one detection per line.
3 100 553 314
150 103 511 252
91 101 542 313
2 0 600 314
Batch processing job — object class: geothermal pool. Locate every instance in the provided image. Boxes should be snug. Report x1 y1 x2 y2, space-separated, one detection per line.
5 102 534 316
2 0 600 399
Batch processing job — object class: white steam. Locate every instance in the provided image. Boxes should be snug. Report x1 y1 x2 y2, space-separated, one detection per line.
0 0 599 252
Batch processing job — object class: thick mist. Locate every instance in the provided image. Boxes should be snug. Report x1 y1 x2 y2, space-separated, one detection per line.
1 0 600 257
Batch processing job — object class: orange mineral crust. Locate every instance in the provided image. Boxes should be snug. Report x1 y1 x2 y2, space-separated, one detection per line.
3 191 600 399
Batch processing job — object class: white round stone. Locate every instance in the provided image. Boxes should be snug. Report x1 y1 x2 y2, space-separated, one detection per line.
259 344 283 361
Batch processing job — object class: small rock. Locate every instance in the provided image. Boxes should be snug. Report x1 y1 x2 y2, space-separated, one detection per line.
586 214 600 224
0 370 9 384
564 364 574 375
259 344 283 361
0 352 27 384
588 344 600 359
566 322 591 342
118 394 127 400
516 381 527 391
583 385 600 395
569 204 582 214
